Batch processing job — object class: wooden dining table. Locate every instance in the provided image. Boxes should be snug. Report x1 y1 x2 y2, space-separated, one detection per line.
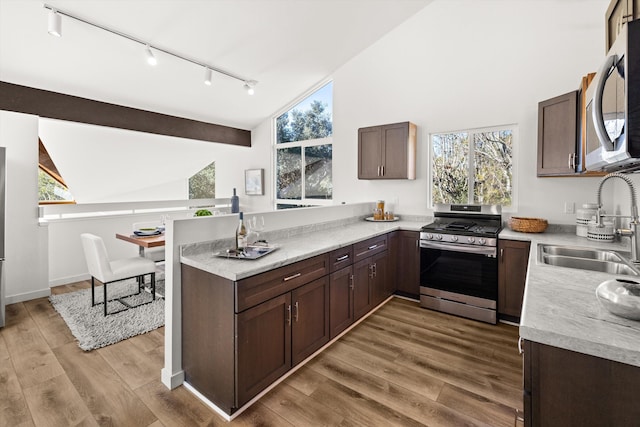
116 232 165 256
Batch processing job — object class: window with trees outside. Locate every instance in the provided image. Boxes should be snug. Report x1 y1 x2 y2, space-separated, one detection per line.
189 161 215 199
431 125 514 206
275 81 332 209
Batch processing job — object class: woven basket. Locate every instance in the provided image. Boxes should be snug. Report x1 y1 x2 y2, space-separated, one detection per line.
509 217 548 233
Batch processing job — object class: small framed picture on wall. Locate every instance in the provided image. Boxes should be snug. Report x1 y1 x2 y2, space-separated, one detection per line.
244 169 264 195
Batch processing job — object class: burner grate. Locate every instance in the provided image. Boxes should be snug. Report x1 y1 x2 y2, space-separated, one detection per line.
446 221 476 230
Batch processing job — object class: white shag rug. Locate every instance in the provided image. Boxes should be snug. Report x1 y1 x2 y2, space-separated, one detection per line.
49 277 165 351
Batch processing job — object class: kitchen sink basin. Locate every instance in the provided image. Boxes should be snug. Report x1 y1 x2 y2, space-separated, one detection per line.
539 245 623 262
538 244 639 276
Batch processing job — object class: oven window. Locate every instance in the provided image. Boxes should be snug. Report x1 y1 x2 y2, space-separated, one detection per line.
420 248 497 301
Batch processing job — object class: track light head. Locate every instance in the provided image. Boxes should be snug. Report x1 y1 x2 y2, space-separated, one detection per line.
244 80 257 95
204 68 212 86
48 9 62 37
145 45 157 66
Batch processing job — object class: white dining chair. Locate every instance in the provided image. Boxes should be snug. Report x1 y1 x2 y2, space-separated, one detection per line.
80 233 156 316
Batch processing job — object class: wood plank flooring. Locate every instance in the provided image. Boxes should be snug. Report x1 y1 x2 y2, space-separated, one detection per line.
1 281 523 426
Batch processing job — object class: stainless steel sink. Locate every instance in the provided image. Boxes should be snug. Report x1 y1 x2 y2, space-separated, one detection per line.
538 244 639 276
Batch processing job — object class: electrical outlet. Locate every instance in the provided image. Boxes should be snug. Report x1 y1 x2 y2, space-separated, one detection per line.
564 201 575 214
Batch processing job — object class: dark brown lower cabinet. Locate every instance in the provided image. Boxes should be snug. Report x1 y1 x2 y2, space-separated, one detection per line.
329 265 354 339
395 230 420 298
182 259 330 415
236 293 291 406
498 239 531 322
182 232 397 416
371 251 390 306
353 258 373 320
237 276 329 407
523 340 640 426
291 277 330 365
353 251 389 319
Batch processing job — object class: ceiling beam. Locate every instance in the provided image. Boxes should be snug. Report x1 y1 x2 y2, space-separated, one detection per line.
0 81 251 147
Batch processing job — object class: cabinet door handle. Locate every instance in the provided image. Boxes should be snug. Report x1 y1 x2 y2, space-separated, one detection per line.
369 264 374 279
287 304 292 325
368 244 378 250
336 254 349 262
381 165 385 176
518 337 524 355
283 272 301 282
349 274 354 290
500 248 504 263
294 301 299 322
567 153 576 169
377 166 380 176
373 263 377 277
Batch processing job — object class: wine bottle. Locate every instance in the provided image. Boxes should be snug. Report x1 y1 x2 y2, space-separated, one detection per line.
231 188 239 213
236 212 247 251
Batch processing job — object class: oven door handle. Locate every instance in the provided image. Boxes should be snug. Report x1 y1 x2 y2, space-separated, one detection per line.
420 240 497 257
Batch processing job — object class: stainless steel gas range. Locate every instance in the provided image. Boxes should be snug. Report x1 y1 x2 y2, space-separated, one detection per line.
419 204 502 324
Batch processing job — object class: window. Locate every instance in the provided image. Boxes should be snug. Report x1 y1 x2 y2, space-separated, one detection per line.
431 125 514 206
189 161 215 199
38 138 74 204
38 167 74 203
275 81 332 208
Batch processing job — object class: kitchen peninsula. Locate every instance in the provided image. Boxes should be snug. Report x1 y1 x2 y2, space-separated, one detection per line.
179 216 423 417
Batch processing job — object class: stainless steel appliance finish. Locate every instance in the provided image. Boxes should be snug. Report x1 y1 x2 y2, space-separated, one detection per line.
0 147 5 327
419 204 502 324
585 20 640 172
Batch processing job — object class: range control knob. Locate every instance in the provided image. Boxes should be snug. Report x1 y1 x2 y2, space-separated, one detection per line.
426 233 434 240
435 234 443 241
467 237 475 244
478 238 487 245
450 235 458 242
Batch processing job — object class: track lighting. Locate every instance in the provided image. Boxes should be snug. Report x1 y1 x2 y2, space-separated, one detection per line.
43 4 257 93
244 81 256 95
145 45 157 66
48 9 61 37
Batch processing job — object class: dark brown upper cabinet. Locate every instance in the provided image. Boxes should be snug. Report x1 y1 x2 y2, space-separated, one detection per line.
537 91 579 176
358 121 417 179
606 0 640 52
537 77 606 177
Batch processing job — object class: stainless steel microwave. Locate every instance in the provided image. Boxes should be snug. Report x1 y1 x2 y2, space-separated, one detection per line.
585 20 640 172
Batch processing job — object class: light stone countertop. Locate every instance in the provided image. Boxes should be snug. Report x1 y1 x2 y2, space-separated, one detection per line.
180 218 425 282
501 228 640 368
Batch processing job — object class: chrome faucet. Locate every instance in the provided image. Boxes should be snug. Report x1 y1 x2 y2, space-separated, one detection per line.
596 172 640 263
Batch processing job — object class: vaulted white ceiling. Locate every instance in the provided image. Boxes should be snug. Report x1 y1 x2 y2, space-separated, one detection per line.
0 0 432 131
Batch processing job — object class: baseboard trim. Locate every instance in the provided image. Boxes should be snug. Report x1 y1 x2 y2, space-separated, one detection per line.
161 368 185 390
49 273 89 287
5 288 51 304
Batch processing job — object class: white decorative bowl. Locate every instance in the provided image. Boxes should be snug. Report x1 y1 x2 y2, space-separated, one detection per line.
596 279 640 320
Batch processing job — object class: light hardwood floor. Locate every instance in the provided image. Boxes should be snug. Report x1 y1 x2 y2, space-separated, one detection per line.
1 281 523 426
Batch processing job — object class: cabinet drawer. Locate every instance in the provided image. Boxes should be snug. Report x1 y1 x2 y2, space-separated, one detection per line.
329 245 353 272
236 253 330 312
353 234 388 263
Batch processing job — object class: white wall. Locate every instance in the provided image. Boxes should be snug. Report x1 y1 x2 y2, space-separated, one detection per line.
0 111 49 303
333 0 611 222
249 0 613 224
